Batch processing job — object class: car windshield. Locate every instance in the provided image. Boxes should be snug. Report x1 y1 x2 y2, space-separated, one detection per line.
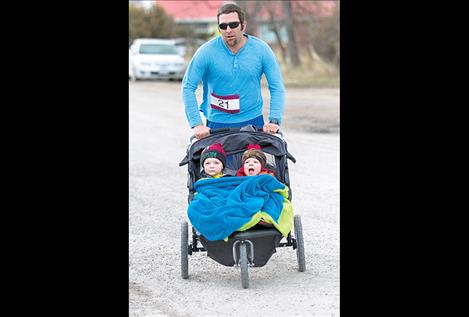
139 44 178 55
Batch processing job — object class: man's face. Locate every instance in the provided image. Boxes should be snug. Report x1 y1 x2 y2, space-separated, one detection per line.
218 12 244 47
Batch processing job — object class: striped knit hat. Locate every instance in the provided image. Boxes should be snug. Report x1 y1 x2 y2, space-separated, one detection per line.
241 144 267 168
201 143 226 167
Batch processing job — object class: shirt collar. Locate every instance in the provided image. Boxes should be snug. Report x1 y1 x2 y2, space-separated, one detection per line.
219 34 249 56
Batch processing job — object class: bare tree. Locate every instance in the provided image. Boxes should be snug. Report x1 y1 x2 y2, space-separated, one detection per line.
310 3 340 71
263 2 287 62
237 0 262 37
282 0 301 67
129 4 176 42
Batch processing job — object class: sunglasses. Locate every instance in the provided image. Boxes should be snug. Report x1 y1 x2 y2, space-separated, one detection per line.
218 21 241 30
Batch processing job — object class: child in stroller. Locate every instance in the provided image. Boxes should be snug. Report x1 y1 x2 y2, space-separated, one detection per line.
179 126 306 288
236 143 276 177
236 143 279 226
200 143 228 179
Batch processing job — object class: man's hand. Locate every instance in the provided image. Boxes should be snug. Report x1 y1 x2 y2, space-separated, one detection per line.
263 122 280 134
193 124 211 139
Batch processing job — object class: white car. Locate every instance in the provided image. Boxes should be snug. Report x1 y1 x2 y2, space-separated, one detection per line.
129 38 185 81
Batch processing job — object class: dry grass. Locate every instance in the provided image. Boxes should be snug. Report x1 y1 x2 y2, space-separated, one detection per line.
262 57 339 88
281 63 339 88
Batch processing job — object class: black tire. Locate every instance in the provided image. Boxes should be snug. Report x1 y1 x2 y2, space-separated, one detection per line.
239 243 250 289
294 214 306 272
181 221 189 279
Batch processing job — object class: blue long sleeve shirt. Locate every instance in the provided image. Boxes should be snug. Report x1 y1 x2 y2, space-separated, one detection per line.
181 35 285 128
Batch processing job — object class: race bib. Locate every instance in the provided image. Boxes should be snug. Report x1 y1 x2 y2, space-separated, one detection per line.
210 92 240 113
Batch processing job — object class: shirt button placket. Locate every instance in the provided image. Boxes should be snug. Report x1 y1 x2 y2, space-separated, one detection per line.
233 56 238 71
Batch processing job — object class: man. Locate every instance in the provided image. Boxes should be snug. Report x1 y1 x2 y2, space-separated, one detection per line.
181 3 285 139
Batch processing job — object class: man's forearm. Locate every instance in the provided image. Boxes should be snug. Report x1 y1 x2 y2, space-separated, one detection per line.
269 87 285 124
265 58 285 123
182 86 203 128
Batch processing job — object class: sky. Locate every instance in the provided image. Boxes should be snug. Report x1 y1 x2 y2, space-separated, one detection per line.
129 1 154 9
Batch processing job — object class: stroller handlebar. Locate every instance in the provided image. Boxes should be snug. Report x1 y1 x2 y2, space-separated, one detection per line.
189 126 284 143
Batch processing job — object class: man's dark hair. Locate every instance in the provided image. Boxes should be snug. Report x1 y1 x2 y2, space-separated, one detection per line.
217 3 245 24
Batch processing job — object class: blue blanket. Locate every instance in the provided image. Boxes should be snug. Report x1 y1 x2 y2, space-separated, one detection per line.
188 174 289 241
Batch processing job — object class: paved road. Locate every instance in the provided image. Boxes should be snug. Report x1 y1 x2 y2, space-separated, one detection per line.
129 80 340 317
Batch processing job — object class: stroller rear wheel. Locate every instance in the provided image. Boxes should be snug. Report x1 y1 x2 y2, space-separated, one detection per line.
294 214 306 272
181 221 189 279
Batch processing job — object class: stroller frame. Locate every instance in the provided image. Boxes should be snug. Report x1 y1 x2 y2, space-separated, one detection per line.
179 126 306 288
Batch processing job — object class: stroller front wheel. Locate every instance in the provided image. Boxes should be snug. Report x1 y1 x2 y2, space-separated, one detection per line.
239 243 250 289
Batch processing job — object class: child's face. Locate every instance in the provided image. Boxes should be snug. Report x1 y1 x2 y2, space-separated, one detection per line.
203 158 223 176
243 157 262 176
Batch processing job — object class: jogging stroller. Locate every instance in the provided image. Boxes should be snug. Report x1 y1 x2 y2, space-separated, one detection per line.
179 125 305 288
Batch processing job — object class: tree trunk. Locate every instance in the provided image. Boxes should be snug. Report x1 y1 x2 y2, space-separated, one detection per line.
267 9 287 62
282 0 301 67
237 0 262 36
